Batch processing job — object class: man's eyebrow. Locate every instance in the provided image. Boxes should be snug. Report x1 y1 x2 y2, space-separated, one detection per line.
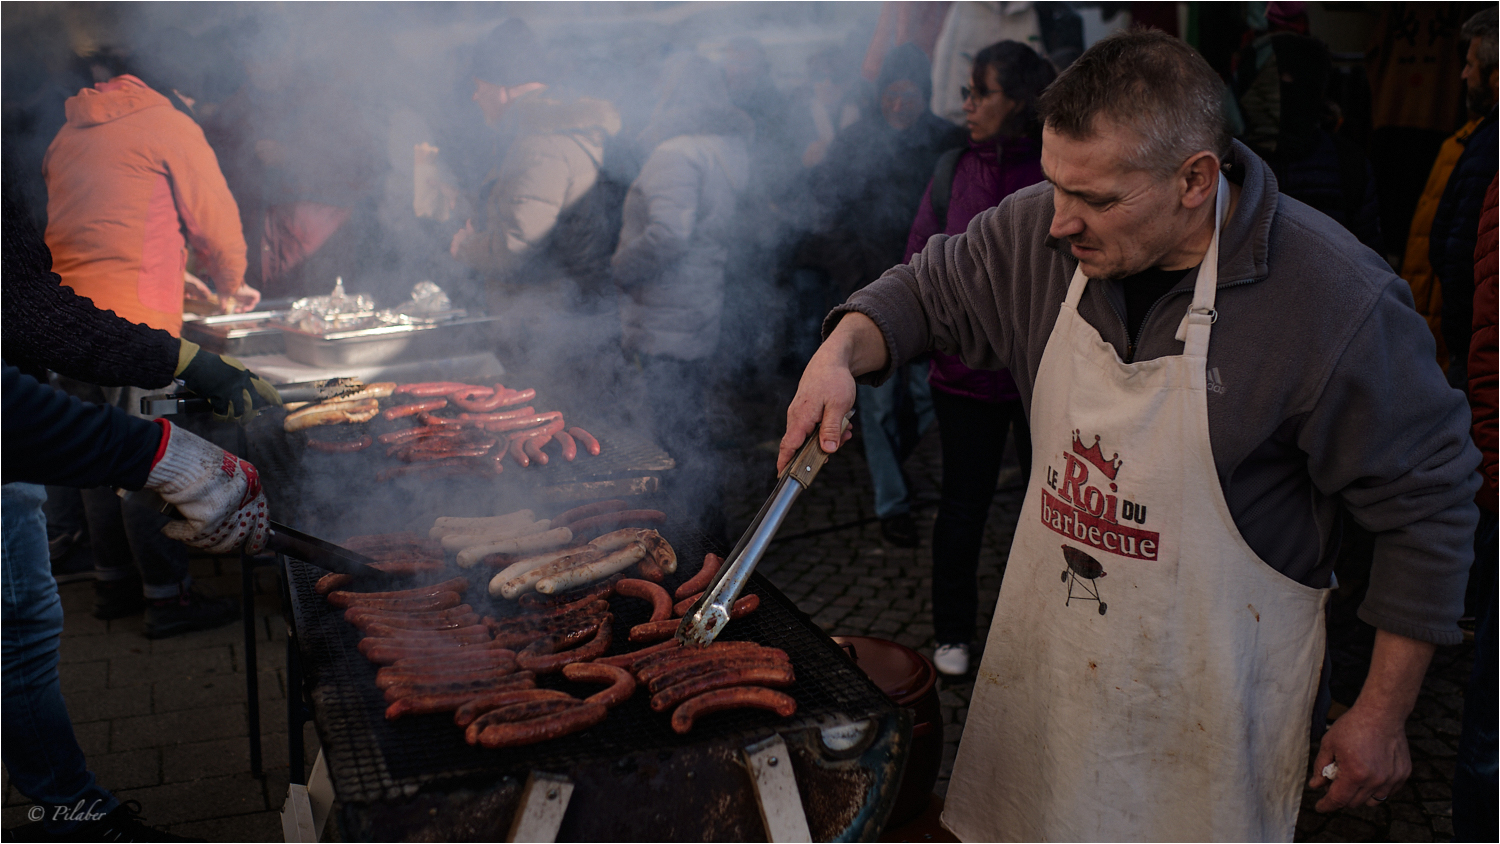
1040 167 1116 204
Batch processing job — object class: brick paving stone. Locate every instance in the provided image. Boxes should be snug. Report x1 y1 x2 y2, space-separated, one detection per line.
166 810 283 842
155 670 285 712
106 646 234 688
87 749 163 792
64 679 152 724
110 705 249 752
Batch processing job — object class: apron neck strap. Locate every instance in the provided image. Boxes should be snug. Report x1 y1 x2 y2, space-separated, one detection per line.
1178 172 1230 358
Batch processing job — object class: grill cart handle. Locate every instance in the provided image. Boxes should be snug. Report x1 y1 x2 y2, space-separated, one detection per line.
676 413 852 648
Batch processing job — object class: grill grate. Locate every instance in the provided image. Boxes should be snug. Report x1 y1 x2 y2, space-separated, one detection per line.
287 525 895 804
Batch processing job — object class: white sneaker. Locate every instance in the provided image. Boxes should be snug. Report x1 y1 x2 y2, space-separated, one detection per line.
933 643 970 676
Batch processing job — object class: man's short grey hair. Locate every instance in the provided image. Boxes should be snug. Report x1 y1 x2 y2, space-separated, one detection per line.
1463 7 1498 77
1037 28 1230 175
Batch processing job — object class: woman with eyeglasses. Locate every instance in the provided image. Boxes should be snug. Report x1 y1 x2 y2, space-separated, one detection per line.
904 41 1057 677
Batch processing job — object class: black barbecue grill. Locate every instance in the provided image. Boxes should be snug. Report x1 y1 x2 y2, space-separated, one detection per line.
283 525 908 841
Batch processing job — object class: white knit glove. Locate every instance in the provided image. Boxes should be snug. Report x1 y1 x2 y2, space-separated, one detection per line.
144 420 270 554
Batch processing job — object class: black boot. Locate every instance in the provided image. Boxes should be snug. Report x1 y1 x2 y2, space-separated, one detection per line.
143 584 238 639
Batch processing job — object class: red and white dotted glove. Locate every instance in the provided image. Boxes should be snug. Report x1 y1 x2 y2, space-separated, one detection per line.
144 420 269 554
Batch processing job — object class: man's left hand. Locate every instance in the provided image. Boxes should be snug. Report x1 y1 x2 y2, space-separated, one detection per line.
1307 629 1434 812
221 283 262 314
1308 701 1412 810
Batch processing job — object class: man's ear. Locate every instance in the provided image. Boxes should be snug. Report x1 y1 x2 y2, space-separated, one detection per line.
1178 151 1221 210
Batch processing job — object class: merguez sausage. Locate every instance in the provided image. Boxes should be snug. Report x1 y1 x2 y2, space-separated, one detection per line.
669 687 797 734
395 381 471 396
382 398 447 420
552 430 577 461
675 553 723 601
594 638 680 669
476 700 607 749
650 664 797 712
551 500 629 528
561 662 637 708
455 688 575 728
567 427 600 456
465 697 584 744
616 579 672 623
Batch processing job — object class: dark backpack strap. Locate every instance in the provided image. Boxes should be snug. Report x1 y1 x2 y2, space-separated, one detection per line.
930 147 964 231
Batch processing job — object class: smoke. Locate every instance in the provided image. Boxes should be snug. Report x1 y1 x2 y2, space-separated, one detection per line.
4 2 888 533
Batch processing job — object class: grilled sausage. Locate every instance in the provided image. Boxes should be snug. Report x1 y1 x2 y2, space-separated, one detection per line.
476 700 607 749
325 577 469 607
331 591 463 613
486 546 593 595
561 662 636 708
669 687 797 734
532 543 647 595
593 638 682 669
362 623 491 642
664 594 761 628
481 411 564 434
672 591 703 618
651 664 796 713
455 407 535 423
454 688 574 728
465 697 585 745
353 612 482 632
487 596 609 631
627 619 679 644
315 573 355 595
647 656 793 696
632 641 779 675
587 528 655 552
516 615 612 673
362 640 509 665
378 426 458 445
368 560 448 577
637 645 790 686
552 430 578 461
514 573 623 609
674 553 723 601
385 683 530 720
307 433 373 453
551 500 629 529
566 427 601 456
382 398 448 420
636 554 665 583
458 527 575 569
431 511 534 536
452 385 514 412
564 510 667 542
441 520 551 553
487 603 609 649
375 664 518 691
390 652 520 672
395 381 473 396
522 435 549 465
495 387 536 407
284 398 381 432
616 579 672 623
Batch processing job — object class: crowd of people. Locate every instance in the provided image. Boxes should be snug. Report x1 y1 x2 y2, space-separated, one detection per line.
1 2 1496 840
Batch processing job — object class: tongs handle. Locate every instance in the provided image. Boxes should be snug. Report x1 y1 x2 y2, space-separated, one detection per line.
676 413 851 648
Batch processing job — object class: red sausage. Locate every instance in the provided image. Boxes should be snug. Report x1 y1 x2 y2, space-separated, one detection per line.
330 591 463 613
482 411 563 434
522 436 549 466
514 574 623 609
566 427 600 456
390 651 519 672
632 640 776 675
452 384 513 412
384 683 531 720
594 638 681 669
363 623 492 641
561 662 637 709
454 687 573 728
448 386 494 401
647 657 793 698
516 616 613 673
307 434 373 453
368 560 448 577
476 701 607 748
507 437 530 468
362 640 508 665
674 553 723 601
465 697 585 744
627 619 678 644
382 398 447 420
395 382 471 396
316 573 354 595
669 687 797 734
376 662 517 688
383 674 529 702
456 407 535 422
652 665 797 712
616 578 672 623
552 430 578 461
637 644 790 685
505 416 567 443
350 611 481 630
326 577 469 607
670 589 758 620
495 387 536 408
343 604 475 625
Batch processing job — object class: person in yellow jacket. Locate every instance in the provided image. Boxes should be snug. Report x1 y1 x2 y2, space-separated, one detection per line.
43 72 257 336
1402 116 1485 371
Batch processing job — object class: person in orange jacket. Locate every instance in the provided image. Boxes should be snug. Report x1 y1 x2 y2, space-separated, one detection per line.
43 69 257 336
40 52 260 636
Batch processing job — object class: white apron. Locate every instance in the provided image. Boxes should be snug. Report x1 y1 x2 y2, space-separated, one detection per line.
942 177 1328 842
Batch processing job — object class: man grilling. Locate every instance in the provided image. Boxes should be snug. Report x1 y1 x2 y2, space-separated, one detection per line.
780 30 1479 841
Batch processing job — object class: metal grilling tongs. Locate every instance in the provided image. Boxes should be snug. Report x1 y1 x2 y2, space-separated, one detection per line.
677 412 852 648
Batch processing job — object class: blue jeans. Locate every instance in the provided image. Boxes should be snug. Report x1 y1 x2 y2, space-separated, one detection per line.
856 362 935 520
1453 513 1497 842
2 483 117 833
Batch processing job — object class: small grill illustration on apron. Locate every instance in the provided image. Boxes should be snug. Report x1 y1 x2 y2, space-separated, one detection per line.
1060 545 1106 614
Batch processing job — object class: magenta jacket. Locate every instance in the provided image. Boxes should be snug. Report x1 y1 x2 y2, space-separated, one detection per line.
904 135 1043 402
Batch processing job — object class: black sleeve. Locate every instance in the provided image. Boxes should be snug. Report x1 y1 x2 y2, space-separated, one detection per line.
0 158 179 387
2 362 162 489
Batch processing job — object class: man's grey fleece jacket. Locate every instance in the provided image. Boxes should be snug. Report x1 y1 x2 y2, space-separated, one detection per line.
829 140 1480 645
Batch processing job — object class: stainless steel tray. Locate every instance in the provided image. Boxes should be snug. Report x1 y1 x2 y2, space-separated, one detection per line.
181 310 290 356
278 315 502 367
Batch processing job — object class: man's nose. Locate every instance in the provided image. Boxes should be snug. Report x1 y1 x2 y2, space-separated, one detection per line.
1049 199 1083 239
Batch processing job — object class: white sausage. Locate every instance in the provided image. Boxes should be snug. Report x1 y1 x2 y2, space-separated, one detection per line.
456 526 574 569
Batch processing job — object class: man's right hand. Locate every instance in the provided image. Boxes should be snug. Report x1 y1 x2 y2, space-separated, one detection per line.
777 311 887 474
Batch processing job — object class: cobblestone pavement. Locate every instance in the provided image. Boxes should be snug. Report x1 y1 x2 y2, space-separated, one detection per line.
1 380 1475 842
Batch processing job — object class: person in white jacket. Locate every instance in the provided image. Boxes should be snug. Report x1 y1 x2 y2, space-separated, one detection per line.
611 53 752 537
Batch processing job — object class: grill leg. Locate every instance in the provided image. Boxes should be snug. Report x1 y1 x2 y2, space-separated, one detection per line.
243 544 263 777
